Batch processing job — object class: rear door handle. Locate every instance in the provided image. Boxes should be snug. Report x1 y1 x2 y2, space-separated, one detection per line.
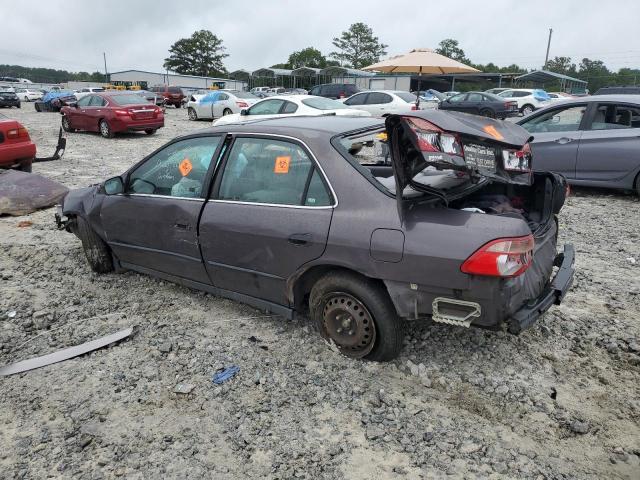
555 137 573 144
288 233 311 246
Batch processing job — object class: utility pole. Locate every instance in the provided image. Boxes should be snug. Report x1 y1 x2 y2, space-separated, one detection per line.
103 52 108 84
544 28 553 68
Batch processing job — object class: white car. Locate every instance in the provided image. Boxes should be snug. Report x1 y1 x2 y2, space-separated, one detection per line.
213 95 371 126
250 86 271 94
75 87 106 100
187 90 260 120
14 88 43 101
497 88 553 115
341 90 423 115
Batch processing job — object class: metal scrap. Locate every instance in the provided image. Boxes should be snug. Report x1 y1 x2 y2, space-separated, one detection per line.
0 327 134 377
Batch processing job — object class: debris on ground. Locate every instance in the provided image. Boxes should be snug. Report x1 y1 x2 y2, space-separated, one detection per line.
0 170 68 216
212 365 240 384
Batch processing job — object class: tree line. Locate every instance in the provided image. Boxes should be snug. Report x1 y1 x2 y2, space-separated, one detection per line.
2 24 638 93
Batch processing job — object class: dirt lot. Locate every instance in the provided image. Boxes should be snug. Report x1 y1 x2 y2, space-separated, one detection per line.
1 105 639 480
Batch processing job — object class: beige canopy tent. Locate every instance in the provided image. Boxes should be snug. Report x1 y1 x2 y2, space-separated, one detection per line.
363 48 480 104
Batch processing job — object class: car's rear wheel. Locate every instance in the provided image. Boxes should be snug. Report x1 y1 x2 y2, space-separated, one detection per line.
145 129 156 135
222 108 232 116
61 115 74 132
17 162 32 173
99 119 114 138
34 103 41 112
188 108 198 120
310 271 404 361
480 109 495 118
521 104 534 115
75 216 114 273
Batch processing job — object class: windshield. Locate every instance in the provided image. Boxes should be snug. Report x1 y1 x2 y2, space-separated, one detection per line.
302 97 348 110
232 91 259 99
395 92 418 103
110 94 151 105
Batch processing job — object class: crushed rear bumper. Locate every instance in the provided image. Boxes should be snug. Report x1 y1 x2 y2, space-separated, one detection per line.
507 243 575 334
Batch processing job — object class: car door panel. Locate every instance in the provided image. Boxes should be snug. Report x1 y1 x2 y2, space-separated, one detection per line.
199 203 332 304
576 129 640 182
101 196 210 283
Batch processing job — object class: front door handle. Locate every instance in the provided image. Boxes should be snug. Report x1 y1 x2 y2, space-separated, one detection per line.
555 137 573 144
288 233 311 246
174 223 191 231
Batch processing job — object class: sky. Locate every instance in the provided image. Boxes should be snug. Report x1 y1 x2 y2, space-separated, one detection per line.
1 0 639 74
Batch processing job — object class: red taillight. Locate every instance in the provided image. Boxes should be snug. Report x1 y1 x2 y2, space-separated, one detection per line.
236 101 248 108
461 235 534 277
403 116 463 156
502 143 532 172
114 109 130 116
7 127 29 140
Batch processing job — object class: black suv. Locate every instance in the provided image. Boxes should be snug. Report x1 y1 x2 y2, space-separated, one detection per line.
0 90 20 108
309 83 360 99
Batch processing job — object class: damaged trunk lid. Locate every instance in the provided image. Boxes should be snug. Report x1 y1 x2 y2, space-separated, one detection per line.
385 111 534 215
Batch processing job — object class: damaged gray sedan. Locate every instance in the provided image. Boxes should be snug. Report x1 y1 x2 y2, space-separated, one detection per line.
57 111 575 361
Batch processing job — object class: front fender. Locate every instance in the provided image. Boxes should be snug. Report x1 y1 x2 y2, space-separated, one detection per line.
61 185 99 217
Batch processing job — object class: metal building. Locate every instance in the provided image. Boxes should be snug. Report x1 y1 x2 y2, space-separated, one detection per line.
108 70 247 91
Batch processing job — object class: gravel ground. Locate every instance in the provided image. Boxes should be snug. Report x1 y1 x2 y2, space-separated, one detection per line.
1 105 639 480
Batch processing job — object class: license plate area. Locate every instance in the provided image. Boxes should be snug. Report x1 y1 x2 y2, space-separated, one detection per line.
464 143 497 173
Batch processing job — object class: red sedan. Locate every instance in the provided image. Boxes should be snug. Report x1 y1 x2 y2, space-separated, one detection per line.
0 114 36 172
61 92 164 138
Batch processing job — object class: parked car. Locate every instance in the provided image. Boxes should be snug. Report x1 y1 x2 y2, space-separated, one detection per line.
412 90 445 109
212 95 370 126
60 92 164 138
57 111 574 361
438 91 519 119
187 90 260 120
268 87 286 95
149 85 184 107
517 95 640 194
15 88 43 102
250 86 271 95
0 113 35 171
497 89 552 115
134 89 166 107
34 91 76 112
547 92 575 100
443 91 460 97
485 88 510 95
342 90 423 115
284 88 308 95
594 86 640 95
0 84 16 92
75 87 106 100
0 90 20 108
309 83 360 99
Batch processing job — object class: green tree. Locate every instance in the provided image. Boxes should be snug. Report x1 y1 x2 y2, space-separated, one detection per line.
164 30 228 77
435 39 469 63
330 23 387 69
288 47 327 69
545 56 576 75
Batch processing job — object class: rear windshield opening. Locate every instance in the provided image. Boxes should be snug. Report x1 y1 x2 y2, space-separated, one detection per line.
336 127 472 196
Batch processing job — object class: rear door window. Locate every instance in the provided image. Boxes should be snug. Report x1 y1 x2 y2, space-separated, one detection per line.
589 104 640 130
366 92 393 104
89 96 105 106
467 93 483 102
217 137 331 206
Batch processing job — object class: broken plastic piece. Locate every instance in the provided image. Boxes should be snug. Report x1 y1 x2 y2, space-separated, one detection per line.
0 327 134 376
212 365 240 384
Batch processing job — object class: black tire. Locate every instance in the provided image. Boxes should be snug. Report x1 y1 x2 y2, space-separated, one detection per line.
479 109 495 118
17 162 32 173
187 107 198 121
99 119 114 138
521 104 534 116
309 271 404 361
222 108 232 116
61 115 74 132
17 103 21 109
34 103 41 112
145 129 156 135
635 173 640 197
76 216 114 273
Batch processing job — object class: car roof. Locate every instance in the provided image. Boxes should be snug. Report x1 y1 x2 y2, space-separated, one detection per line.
536 94 640 105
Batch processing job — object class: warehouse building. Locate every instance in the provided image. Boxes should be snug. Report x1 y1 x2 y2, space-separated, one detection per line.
108 70 247 91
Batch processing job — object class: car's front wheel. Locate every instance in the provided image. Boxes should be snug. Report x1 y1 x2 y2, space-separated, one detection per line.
188 107 198 120
99 119 114 138
61 115 75 132
521 104 534 115
310 271 404 361
75 216 114 273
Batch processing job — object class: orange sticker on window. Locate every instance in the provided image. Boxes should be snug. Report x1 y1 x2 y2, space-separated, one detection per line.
179 158 193 176
274 156 291 174
483 125 504 141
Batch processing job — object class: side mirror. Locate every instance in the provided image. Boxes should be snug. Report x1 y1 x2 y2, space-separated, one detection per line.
104 176 124 195
240 109 249 116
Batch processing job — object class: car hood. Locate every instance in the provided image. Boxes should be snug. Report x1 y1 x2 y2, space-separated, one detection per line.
385 111 533 216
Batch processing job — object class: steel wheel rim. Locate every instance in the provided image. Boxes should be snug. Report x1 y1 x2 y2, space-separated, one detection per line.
523 107 532 115
223 109 231 116
188 109 196 120
321 292 376 358
100 122 109 136
62 117 69 129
